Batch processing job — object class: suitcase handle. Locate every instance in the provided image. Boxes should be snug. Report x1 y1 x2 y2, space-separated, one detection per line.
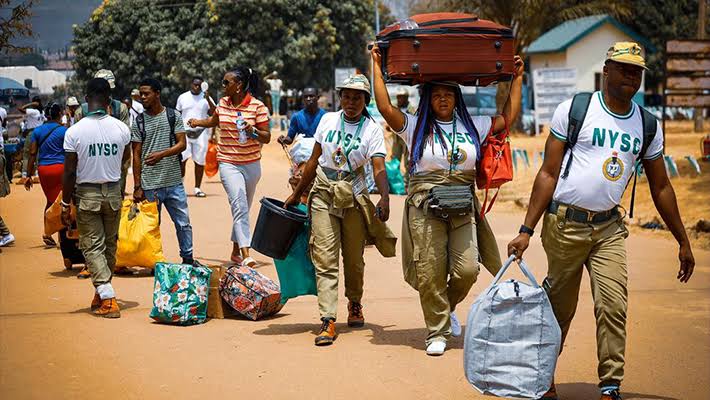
491 255 541 289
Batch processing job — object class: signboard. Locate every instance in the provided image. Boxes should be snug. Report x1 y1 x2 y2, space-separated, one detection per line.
663 39 710 133
532 68 577 135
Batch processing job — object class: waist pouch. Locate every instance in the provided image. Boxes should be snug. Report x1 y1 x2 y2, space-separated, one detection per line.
185 127 205 139
424 185 473 219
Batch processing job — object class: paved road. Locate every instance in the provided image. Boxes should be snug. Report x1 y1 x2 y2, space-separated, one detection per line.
1 140 708 400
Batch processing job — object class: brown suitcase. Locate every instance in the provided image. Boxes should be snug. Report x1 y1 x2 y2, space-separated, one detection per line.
375 13 515 86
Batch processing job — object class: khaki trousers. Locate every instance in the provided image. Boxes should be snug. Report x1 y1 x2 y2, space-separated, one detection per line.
309 192 367 320
541 206 629 387
75 183 122 287
408 205 479 345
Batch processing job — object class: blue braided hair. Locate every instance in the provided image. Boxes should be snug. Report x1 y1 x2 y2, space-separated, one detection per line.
408 83 482 174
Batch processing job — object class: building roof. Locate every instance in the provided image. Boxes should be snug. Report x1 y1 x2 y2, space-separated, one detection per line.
527 14 656 55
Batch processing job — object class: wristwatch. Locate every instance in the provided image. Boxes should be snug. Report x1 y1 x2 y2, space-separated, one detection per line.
519 224 534 236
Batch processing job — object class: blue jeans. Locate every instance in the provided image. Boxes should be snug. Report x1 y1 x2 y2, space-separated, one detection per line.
144 184 193 260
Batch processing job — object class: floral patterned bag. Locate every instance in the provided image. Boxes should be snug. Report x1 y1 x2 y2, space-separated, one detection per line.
150 262 212 325
219 265 283 320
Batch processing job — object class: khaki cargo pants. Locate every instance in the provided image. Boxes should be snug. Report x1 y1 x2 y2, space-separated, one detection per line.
408 205 480 345
541 205 629 387
309 192 367 321
75 182 122 287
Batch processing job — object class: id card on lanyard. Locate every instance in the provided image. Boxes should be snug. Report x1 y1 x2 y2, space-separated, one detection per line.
434 118 460 174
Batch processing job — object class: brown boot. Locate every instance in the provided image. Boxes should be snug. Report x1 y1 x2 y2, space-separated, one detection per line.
347 301 364 327
91 293 101 311
93 298 120 318
314 318 336 346
77 267 91 279
538 381 558 400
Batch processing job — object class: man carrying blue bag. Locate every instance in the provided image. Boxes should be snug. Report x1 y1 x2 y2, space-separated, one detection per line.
507 42 695 400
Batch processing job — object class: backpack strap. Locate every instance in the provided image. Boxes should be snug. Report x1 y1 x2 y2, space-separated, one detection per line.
137 112 146 143
629 106 658 218
36 124 62 153
561 92 593 179
165 107 177 147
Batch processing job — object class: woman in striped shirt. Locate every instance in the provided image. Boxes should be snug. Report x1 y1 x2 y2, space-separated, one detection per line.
188 66 270 267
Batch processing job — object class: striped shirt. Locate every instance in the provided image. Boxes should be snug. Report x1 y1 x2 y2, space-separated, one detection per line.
215 94 269 165
130 108 185 190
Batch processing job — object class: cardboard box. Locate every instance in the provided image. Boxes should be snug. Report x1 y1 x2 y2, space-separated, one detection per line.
207 265 237 319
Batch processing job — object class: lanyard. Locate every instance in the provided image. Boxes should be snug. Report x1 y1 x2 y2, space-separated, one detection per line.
337 112 365 173
435 118 459 173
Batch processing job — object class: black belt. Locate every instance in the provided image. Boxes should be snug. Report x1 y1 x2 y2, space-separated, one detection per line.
548 201 619 224
77 181 120 189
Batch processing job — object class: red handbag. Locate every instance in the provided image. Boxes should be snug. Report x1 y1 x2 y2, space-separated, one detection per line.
476 116 513 218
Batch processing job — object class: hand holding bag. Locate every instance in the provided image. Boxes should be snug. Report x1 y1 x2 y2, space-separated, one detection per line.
476 116 513 218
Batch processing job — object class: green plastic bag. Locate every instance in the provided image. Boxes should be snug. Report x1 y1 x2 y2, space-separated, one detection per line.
273 204 317 304
150 262 212 325
386 158 406 195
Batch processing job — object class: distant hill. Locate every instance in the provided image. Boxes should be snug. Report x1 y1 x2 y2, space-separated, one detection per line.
8 0 102 51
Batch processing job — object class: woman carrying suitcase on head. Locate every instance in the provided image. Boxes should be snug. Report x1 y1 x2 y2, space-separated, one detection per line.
188 66 271 268
284 74 396 347
24 102 85 270
371 45 524 356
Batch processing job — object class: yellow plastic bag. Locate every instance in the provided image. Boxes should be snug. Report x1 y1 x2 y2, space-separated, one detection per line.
116 200 165 269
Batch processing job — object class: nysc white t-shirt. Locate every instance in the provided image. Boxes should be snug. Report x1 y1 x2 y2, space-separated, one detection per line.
64 114 131 184
396 113 491 173
314 111 386 172
550 91 664 211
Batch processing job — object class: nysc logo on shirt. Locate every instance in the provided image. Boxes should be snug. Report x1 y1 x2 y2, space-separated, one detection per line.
603 151 624 181
88 143 120 157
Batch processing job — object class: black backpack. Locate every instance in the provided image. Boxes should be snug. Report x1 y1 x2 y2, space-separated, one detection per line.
136 107 180 161
561 92 658 218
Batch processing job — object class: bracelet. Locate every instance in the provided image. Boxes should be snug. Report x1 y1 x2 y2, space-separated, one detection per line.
519 224 534 236
60 200 71 208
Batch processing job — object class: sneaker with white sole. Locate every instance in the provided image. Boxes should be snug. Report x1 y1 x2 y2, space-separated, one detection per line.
194 188 206 198
0 233 15 247
426 341 446 356
450 312 462 337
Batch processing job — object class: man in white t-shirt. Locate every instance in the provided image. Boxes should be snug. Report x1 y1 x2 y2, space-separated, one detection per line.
507 42 695 400
177 76 216 197
18 96 45 181
266 71 283 117
61 78 131 319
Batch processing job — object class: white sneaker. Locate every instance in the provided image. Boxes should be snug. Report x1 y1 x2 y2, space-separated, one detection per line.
450 312 462 337
0 233 15 247
426 341 446 356
194 188 206 198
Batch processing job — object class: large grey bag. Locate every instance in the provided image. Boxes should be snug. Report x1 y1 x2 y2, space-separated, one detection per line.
464 255 561 399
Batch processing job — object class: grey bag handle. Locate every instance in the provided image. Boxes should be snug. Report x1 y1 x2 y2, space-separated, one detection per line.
491 255 541 289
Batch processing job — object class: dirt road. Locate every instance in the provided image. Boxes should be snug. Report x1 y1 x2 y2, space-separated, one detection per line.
1 138 708 400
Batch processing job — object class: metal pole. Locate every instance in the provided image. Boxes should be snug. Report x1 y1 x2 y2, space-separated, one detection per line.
694 0 707 132
375 0 380 33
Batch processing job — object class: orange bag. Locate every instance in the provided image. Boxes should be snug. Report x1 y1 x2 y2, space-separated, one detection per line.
205 141 218 178
476 117 513 218
44 191 77 236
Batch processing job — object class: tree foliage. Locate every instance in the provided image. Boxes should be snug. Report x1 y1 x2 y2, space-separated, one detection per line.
72 0 391 105
0 0 35 54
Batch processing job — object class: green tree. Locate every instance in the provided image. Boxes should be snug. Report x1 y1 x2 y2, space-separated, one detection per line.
71 0 389 105
0 0 35 54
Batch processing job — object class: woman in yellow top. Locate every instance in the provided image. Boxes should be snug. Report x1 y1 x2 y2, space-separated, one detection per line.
189 66 270 267
371 45 524 356
285 74 395 347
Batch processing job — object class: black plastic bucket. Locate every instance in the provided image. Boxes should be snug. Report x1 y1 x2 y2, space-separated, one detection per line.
251 197 309 260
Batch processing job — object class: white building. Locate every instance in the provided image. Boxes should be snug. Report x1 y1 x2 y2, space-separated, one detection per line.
0 66 67 96
527 14 655 105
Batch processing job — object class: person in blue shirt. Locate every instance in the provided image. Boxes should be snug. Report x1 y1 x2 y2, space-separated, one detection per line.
25 103 68 247
277 87 325 146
